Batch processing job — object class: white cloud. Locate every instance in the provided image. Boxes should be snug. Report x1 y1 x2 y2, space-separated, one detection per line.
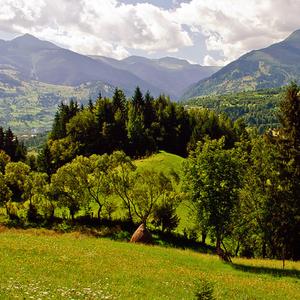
203 55 229 67
173 0 300 65
0 0 192 59
1 0 300 64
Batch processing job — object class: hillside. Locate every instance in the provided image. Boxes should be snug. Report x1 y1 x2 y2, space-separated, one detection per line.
135 151 184 175
183 29 300 99
0 228 299 299
0 68 115 135
183 88 282 133
0 34 161 94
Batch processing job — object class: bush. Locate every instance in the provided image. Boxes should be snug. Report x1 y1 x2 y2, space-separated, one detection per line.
56 221 73 233
194 278 215 300
153 200 180 233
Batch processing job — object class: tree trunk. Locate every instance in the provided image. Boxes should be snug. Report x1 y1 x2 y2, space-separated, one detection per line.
262 241 266 259
235 241 240 257
201 232 207 244
126 204 133 224
97 205 102 222
282 245 285 269
216 236 231 262
216 237 221 253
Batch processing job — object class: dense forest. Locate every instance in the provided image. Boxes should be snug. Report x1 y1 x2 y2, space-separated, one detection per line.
0 84 299 262
36 87 246 174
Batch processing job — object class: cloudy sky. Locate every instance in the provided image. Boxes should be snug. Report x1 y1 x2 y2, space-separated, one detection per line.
1 0 300 65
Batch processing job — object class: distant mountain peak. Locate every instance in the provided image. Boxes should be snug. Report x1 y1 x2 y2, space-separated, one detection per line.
158 56 190 65
285 29 300 43
12 33 40 42
11 33 59 49
19 33 36 39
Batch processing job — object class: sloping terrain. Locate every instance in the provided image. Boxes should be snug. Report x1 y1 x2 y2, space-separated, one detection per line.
183 29 300 99
0 228 299 299
0 67 115 135
0 34 161 94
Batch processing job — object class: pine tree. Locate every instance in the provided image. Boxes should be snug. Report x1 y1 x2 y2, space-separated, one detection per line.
274 82 300 260
112 88 126 116
0 127 4 150
132 86 144 112
143 91 155 128
4 128 16 160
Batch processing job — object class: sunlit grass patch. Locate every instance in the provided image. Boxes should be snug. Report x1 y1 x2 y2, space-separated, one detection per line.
0 228 299 299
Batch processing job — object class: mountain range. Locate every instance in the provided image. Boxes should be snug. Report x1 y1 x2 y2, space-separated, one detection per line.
0 34 218 100
183 29 300 99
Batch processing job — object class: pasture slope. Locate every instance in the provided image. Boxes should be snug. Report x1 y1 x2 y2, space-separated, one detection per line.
135 151 185 175
0 228 299 299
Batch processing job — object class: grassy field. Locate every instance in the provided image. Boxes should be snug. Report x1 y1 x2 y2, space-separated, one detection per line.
0 227 299 299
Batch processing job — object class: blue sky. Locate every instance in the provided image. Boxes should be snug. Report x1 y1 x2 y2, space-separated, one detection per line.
0 0 300 66
121 0 175 9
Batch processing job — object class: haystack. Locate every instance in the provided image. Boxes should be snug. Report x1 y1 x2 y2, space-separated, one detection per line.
130 223 152 244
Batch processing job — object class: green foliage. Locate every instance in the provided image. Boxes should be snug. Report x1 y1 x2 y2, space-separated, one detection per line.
235 83 300 260
0 127 26 161
50 100 80 140
23 171 49 221
1 84 299 262
108 151 137 221
184 89 281 133
183 137 243 254
0 172 12 211
42 88 244 172
0 150 10 173
50 160 88 220
194 278 215 300
153 198 180 232
128 170 174 224
4 161 30 202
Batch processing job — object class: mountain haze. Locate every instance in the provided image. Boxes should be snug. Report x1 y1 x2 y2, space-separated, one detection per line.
90 55 219 99
0 34 218 99
183 29 300 99
0 34 162 96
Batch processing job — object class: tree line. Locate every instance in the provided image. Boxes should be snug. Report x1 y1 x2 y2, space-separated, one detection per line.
37 87 246 174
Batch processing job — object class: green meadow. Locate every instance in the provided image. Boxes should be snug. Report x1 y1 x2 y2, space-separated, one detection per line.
0 227 299 299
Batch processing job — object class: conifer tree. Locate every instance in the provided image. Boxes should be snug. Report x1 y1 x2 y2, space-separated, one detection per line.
0 127 4 150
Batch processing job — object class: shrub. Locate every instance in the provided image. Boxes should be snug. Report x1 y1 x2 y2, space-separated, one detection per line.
194 278 215 300
153 200 180 233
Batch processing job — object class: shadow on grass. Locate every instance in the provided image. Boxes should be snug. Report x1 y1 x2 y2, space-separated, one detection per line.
231 263 300 279
2 216 215 254
151 230 215 254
